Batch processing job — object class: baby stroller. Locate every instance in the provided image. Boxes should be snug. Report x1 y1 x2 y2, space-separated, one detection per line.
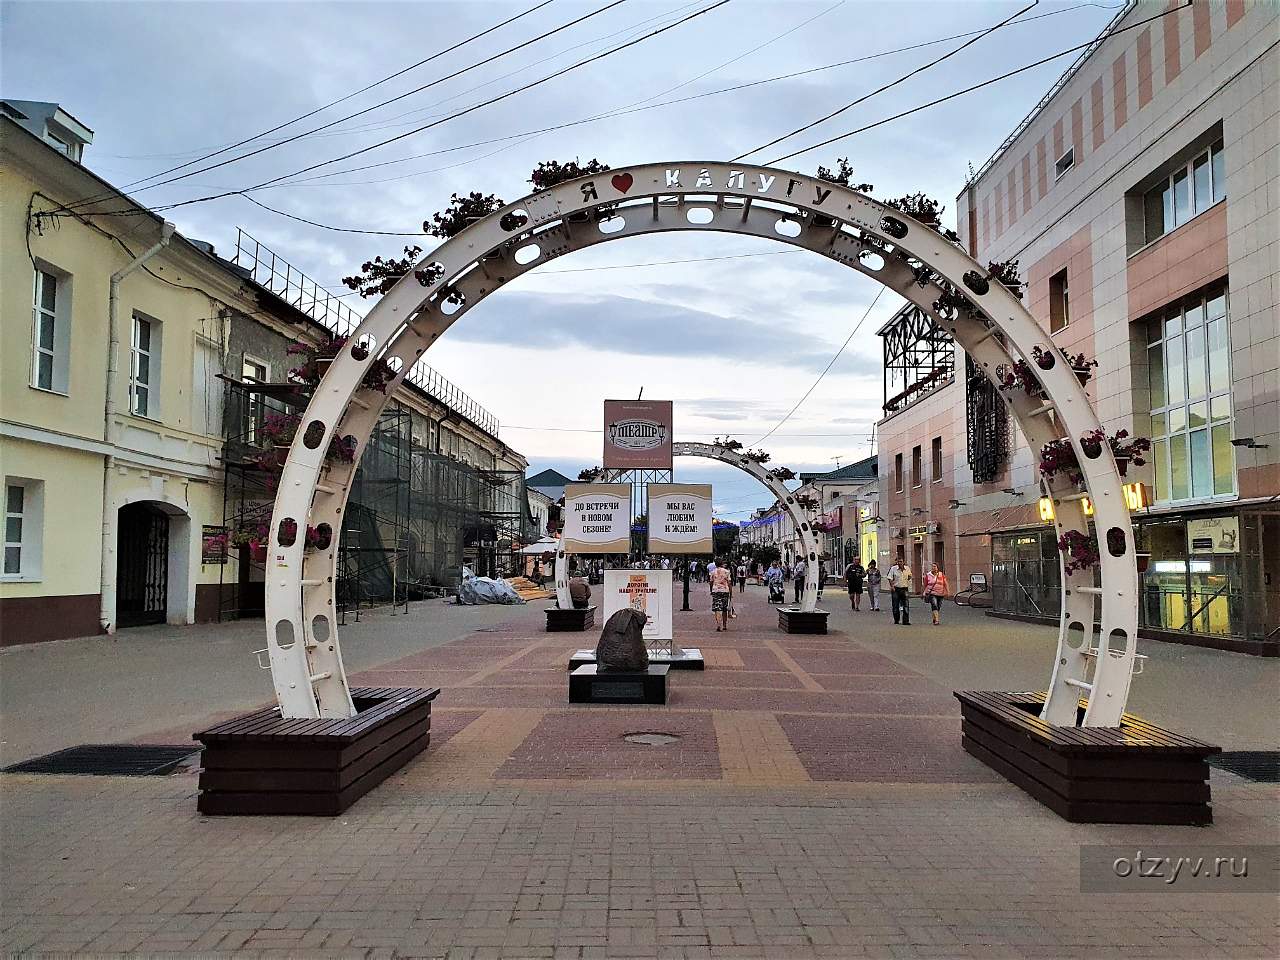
767 578 786 604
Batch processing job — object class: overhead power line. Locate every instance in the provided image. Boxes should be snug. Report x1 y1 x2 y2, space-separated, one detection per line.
64 0 629 212
750 287 887 446
248 1 1110 191
766 0 1191 165
734 0 1037 162
96 0 732 218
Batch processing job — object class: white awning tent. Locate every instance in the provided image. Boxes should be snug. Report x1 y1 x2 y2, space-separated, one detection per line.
519 537 559 555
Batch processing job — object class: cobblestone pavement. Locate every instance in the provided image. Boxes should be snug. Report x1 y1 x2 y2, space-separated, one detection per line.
2 586 1276 958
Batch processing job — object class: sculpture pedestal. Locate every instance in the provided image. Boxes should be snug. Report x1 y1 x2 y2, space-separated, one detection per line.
569 664 668 704
955 690 1219 825
778 607 829 634
569 648 704 671
546 605 596 632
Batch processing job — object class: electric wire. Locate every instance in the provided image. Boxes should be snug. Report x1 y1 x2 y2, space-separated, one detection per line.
56 1 1109 230
243 1 1111 191
749 287 887 446
766 0 1191 165
86 0 732 218
734 0 1038 162
62 0 629 211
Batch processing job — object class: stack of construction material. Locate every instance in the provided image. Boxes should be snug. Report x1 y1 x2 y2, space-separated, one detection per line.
508 577 554 602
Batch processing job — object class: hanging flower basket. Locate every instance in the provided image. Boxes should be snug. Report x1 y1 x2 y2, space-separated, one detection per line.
1057 529 1099 575
998 358 1045 398
1039 438 1083 485
1109 429 1151 476
1080 428 1105 461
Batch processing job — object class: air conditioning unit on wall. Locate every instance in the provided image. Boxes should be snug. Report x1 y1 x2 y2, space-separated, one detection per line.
926 521 942 534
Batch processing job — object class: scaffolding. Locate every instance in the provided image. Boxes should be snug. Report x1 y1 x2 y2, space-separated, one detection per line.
218 377 535 621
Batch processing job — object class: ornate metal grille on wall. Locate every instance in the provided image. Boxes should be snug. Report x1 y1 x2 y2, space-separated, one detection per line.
966 354 1007 484
881 303 954 415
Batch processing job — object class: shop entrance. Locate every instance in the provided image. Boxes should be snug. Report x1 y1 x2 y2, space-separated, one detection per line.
116 502 169 628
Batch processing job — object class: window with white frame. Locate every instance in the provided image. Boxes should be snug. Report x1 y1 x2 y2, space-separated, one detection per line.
1146 285 1234 503
1054 147 1075 179
1142 140 1225 246
32 265 71 393
241 356 268 443
130 313 159 417
3 479 44 580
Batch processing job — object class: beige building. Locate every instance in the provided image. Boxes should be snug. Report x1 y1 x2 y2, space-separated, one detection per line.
1 102 527 644
878 0 1278 650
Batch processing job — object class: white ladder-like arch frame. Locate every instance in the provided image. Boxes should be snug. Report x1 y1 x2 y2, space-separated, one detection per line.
549 443 819 613
265 161 1138 727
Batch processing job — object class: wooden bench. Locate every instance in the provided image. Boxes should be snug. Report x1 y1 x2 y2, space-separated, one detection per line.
546 604 596 632
195 686 439 816
955 690 1219 825
778 608 829 634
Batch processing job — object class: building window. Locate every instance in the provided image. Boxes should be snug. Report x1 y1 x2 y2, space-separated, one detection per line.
1146 285 1234 503
894 453 904 492
242 357 268 444
3 479 43 580
1049 269 1070 332
31 266 70 393
931 437 943 482
130 314 159 418
1142 140 1224 245
911 445 922 488
1054 147 1074 179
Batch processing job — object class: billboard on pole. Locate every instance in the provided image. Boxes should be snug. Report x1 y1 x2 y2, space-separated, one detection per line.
561 483 631 554
603 399 673 470
647 483 713 554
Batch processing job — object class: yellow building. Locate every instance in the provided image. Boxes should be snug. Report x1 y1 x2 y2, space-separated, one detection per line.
1 102 526 644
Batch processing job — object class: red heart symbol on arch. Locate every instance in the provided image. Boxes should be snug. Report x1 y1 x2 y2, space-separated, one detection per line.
611 172 634 194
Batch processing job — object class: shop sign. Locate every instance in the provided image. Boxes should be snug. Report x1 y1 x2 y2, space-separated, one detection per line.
603 568 673 640
909 524 926 542
201 525 227 565
646 483 713 554
562 483 631 554
1187 516 1239 554
603 400 673 470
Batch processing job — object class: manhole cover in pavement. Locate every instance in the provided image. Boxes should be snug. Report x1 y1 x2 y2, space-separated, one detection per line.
1208 751 1280 783
2 744 200 776
623 732 681 746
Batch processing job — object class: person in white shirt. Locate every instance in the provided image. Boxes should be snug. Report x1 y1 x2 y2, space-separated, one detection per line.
887 558 912 625
792 558 807 604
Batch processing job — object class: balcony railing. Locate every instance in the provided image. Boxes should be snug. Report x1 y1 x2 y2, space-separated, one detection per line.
232 228 500 438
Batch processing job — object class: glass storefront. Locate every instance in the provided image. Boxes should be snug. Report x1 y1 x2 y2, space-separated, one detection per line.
988 510 1276 644
991 528 1062 619
1137 513 1244 638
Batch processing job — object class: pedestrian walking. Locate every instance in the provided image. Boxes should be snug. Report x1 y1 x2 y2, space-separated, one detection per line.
817 559 827 601
844 556 865 610
710 559 732 631
865 560 882 611
736 560 747 593
887 557 912 625
792 557 807 604
924 562 950 625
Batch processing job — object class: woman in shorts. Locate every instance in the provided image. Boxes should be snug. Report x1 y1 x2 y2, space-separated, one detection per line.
710 559 733 632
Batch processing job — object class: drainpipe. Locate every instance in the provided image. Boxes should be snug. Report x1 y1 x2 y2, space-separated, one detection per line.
99 221 175 633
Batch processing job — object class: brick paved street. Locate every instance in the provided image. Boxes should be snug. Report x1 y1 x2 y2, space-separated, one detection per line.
2 586 1277 958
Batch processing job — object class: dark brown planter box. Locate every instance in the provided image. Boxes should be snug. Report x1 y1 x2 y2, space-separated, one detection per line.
546 605 596 632
955 690 1219 825
194 686 439 816
778 608 829 634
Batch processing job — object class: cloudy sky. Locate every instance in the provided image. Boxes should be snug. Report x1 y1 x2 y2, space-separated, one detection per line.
4 0 1122 519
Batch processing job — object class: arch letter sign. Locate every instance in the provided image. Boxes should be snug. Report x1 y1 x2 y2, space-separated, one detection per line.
266 162 1138 728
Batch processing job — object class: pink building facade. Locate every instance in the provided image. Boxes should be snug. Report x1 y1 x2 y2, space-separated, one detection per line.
878 0 1278 652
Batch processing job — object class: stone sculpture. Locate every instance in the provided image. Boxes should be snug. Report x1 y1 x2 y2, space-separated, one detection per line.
595 609 649 672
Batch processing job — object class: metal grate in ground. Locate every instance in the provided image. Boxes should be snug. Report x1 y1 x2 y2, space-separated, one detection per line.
2 744 200 776
1207 751 1280 783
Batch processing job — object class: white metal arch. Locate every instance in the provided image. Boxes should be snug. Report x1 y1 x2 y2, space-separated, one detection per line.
266 162 1138 727
670 442 821 612
548 443 821 612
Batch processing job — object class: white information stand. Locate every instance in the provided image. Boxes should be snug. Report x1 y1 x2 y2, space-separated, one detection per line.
571 567 703 669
